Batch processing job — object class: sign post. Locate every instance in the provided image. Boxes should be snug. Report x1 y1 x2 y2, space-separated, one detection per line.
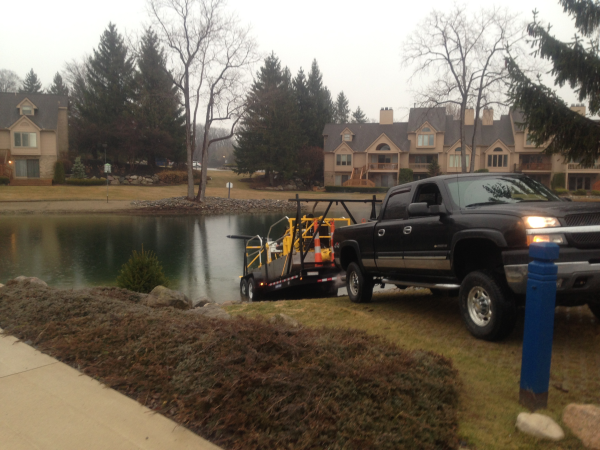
226 182 233 198
104 163 111 203
519 242 560 411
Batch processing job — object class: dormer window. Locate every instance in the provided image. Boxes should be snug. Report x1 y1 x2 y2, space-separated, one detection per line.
487 147 508 168
22 105 33 115
417 127 435 147
343 133 352 142
449 147 470 167
376 144 390 151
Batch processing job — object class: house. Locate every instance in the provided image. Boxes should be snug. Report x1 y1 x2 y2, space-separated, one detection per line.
322 105 599 190
0 92 68 185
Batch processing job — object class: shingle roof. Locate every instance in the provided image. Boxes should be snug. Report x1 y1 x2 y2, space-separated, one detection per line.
443 114 515 147
0 92 68 130
323 122 410 153
510 108 526 132
407 107 447 132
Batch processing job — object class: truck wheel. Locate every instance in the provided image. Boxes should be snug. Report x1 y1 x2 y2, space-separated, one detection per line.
346 262 373 303
459 270 517 341
248 278 262 302
588 302 600 320
240 278 249 298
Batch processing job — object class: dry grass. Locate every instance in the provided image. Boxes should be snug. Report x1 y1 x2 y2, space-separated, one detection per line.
225 290 600 450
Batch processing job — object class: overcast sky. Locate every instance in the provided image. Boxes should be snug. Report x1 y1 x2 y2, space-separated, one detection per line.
1 0 582 122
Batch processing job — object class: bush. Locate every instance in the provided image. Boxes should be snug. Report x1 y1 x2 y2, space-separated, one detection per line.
553 188 569 195
116 247 168 293
551 173 566 190
65 178 106 186
474 168 489 173
398 168 413 185
53 161 65 184
325 185 390 193
573 189 588 196
0 176 9 185
590 190 600 196
61 159 73 174
157 170 201 185
72 157 86 179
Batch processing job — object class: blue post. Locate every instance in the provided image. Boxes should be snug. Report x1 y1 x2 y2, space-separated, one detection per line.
519 242 560 411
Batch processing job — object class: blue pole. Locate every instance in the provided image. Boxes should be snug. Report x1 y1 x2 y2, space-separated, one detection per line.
519 242 560 411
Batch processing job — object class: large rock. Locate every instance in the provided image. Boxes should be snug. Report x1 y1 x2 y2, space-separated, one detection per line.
269 313 301 328
142 286 192 310
563 404 600 449
188 303 231 320
193 296 213 307
516 413 564 441
6 276 48 289
110 179 120 185
0 283 4 289
131 178 141 185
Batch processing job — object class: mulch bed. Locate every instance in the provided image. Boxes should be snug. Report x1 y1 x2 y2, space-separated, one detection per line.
0 285 460 450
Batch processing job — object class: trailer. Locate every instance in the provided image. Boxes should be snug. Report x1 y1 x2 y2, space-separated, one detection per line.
228 194 382 301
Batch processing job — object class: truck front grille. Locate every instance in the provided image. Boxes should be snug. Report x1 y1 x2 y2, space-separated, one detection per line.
565 213 600 227
569 232 600 246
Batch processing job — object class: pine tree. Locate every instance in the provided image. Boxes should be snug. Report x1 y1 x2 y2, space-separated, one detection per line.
234 53 304 183
47 72 69 96
428 159 442 177
293 68 311 144
19 69 43 94
135 28 185 166
351 106 368 123
306 60 333 147
334 91 350 123
507 0 600 166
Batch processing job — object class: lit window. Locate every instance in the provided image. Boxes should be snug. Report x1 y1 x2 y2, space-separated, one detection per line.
417 127 435 147
336 154 352 166
22 106 33 115
14 132 37 148
343 134 352 141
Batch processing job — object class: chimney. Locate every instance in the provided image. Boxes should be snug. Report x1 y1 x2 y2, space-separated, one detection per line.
570 104 586 116
482 108 494 126
380 107 393 125
464 109 474 126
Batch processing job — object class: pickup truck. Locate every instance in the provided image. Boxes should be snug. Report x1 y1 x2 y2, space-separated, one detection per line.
332 173 600 341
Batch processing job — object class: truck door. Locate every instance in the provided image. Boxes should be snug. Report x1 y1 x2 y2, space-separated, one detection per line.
402 182 451 274
374 187 413 273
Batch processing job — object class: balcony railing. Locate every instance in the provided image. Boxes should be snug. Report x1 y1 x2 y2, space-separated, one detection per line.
568 163 600 170
409 163 430 171
517 162 552 171
369 163 398 170
343 179 375 187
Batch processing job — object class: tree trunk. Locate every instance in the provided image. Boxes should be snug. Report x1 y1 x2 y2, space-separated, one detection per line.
460 101 468 173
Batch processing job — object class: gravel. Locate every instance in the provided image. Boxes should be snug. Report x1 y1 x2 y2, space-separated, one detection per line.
130 196 298 215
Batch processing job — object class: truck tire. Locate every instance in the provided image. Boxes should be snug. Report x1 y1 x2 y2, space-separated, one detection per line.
248 278 262 302
240 278 249 298
588 302 600 320
346 262 373 303
459 270 517 341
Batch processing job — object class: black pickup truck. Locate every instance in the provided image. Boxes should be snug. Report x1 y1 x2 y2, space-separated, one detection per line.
332 173 600 341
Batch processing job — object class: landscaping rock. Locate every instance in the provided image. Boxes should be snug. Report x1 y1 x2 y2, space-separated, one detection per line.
131 178 141 185
0 283 4 289
193 296 213 307
188 303 231 320
562 404 600 449
111 180 120 185
6 276 48 289
269 313 301 328
143 285 192 310
130 197 298 215
516 412 564 441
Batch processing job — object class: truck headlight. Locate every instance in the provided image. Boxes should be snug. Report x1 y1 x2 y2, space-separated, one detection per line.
524 216 560 229
527 234 566 245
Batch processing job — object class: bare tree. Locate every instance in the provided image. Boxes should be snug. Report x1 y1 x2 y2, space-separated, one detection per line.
0 69 22 93
403 4 526 172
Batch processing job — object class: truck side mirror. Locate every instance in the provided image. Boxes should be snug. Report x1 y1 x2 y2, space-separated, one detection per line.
407 202 447 216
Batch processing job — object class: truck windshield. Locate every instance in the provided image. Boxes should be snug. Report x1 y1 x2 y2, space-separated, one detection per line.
445 176 561 208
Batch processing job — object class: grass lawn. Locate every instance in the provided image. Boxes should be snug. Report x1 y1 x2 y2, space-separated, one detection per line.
225 290 599 450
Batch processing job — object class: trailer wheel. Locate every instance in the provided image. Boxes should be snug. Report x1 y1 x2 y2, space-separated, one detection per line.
346 262 373 303
248 278 262 302
240 278 249 298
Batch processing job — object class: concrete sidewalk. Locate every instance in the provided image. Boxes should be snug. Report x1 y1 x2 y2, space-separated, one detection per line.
0 330 221 450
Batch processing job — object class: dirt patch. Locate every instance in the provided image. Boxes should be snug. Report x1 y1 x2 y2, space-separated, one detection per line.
0 285 460 450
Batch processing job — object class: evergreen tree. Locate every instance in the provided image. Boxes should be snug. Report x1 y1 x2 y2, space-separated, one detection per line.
47 72 69 96
135 28 185 166
19 69 43 94
306 60 333 147
234 53 304 183
293 68 311 144
428 159 442 177
74 23 136 162
351 106 368 123
334 91 350 123
507 0 600 166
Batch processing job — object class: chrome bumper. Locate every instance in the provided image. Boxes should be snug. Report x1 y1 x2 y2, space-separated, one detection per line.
505 261 600 294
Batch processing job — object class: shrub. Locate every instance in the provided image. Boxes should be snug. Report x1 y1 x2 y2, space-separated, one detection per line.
60 159 73 174
573 189 588 196
116 247 168 293
474 168 489 173
553 188 569 195
551 173 566 190
590 190 600 196
398 168 413 184
0 176 9 185
53 161 65 184
65 178 106 186
325 186 390 193
72 157 86 179
157 170 202 184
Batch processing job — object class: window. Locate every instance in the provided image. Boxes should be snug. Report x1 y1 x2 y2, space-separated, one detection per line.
415 155 436 164
15 159 40 178
522 154 543 164
417 127 435 147
487 152 508 168
14 132 37 148
343 133 352 141
383 189 412 220
569 176 592 191
414 183 443 206
376 144 390 151
22 106 33 115
371 154 397 164
449 148 469 168
526 133 535 146
335 174 350 186
336 154 352 166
